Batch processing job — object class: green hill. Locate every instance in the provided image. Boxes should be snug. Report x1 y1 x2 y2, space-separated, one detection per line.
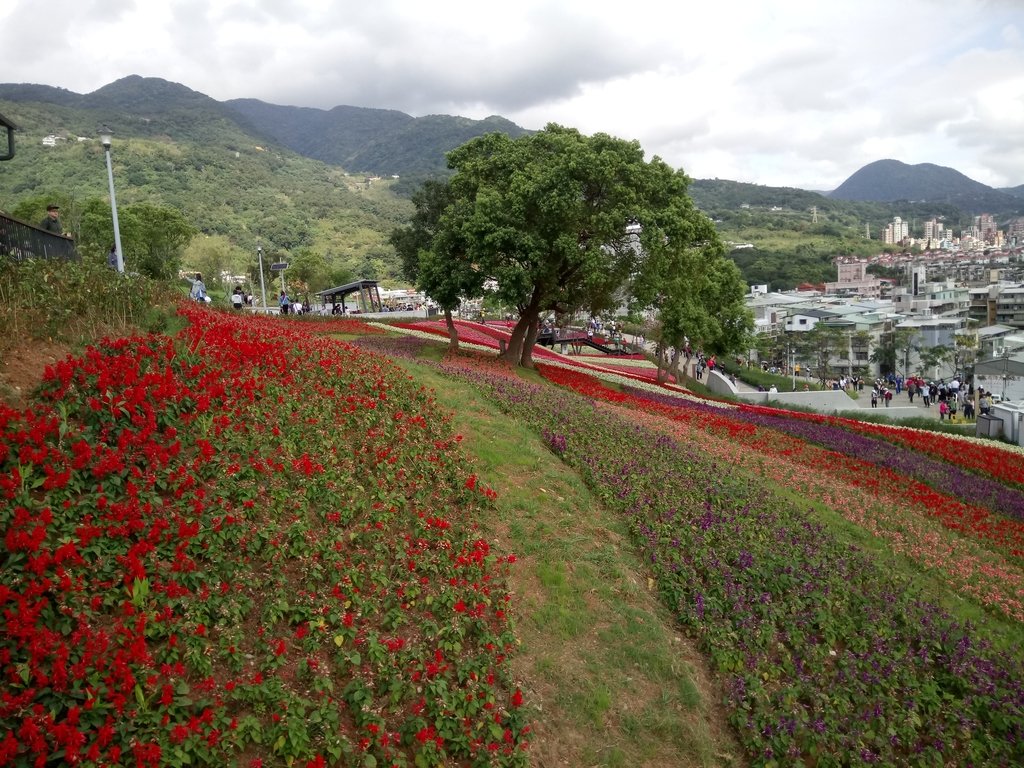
689 178 970 290
0 78 415 285
0 76 539 286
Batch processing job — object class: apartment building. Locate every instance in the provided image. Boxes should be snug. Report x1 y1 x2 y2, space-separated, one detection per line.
994 285 1024 330
891 278 969 318
824 259 885 299
883 216 909 245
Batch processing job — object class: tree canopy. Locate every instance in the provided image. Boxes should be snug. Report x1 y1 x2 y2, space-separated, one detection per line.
411 124 749 367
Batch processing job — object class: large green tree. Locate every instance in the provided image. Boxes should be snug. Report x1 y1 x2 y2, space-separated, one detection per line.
870 327 917 377
435 124 735 367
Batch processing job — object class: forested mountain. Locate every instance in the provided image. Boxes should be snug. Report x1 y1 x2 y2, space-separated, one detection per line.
224 99 531 180
0 76 535 286
688 177 986 290
829 159 1022 216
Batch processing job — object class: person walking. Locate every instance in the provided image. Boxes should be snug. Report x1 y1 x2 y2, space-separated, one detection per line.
231 286 244 310
188 273 207 302
279 291 291 315
963 397 975 420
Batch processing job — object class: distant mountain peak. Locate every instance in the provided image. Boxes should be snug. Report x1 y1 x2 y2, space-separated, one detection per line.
84 75 220 112
830 159 1021 215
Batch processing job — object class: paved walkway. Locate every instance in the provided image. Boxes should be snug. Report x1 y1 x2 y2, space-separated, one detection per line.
703 364 971 423
816 382 980 423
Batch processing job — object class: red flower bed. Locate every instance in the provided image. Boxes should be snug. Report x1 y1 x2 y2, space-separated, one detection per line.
0 306 528 767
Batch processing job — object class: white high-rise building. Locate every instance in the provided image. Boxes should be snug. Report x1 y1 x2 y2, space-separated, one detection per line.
883 216 910 245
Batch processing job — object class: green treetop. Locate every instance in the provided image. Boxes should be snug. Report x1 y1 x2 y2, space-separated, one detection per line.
416 123 748 368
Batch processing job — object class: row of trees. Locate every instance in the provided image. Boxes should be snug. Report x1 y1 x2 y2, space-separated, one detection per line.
754 326 979 385
10 193 351 298
390 125 753 373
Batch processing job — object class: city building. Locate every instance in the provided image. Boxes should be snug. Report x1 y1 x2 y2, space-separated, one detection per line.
883 216 909 245
824 259 885 299
993 284 1024 330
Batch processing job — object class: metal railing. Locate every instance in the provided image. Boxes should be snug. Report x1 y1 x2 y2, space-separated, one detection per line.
0 211 79 261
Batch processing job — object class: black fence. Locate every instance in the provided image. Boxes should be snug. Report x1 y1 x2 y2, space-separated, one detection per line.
0 211 79 261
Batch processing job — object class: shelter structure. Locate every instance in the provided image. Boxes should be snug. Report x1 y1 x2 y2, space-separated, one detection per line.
315 279 383 314
974 350 1024 402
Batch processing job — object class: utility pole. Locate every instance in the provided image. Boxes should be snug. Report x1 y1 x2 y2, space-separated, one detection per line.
100 130 124 273
256 244 267 312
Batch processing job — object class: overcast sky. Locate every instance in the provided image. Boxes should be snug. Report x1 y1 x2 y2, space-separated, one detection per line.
3 0 1023 190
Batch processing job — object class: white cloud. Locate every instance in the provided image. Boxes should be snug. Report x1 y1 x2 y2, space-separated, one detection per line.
1 0 1022 189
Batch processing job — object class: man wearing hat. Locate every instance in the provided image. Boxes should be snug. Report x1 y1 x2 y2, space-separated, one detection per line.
39 204 63 235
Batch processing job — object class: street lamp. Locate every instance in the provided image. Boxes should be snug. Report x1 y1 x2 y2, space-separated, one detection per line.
790 342 796 390
1002 349 1012 401
256 244 268 312
100 130 124 273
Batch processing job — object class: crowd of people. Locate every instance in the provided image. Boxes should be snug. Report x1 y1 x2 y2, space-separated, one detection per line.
863 373 993 420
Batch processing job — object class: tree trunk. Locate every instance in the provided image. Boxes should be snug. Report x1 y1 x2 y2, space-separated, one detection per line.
444 308 459 352
519 315 541 368
500 315 531 366
500 288 543 366
669 347 683 382
655 342 671 383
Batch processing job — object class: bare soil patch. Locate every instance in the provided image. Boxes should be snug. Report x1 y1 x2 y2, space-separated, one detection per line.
0 340 73 409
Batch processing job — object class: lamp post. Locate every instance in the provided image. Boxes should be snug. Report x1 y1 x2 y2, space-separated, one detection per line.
256 244 268 312
790 342 796 390
1002 350 1011 401
100 130 124 273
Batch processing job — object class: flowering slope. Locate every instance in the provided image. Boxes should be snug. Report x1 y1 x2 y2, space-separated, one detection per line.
618 385 1024 559
0 309 527 768
731 401 1024 510
389 320 663 381
420 351 1024 767
529 364 1024 618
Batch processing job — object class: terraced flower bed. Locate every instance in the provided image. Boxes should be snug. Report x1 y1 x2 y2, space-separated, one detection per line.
416 351 1024 766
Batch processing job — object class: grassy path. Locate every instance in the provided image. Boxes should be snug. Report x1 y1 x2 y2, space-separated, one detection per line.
399 358 744 768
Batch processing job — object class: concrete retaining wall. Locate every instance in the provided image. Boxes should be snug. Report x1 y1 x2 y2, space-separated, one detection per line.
705 370 924 420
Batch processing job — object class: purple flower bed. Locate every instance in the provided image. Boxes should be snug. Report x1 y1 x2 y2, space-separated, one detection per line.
623 386 1024 525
